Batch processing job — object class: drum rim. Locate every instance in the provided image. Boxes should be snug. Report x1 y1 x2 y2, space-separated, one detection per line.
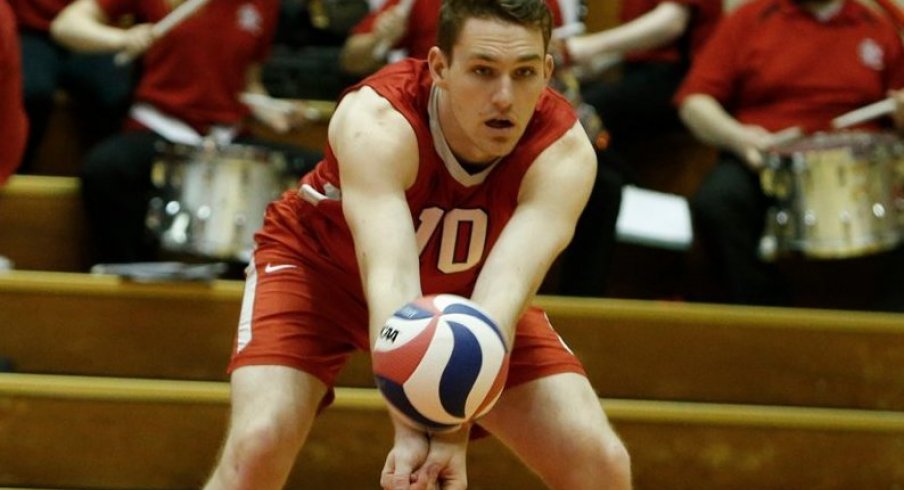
771 130 900 154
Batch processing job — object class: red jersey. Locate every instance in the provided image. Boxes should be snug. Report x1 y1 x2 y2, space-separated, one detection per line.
98 0 278 131
8 0 70 31
289 59 578 298
0 0 27 184
621 0 723 63
674 0 904 132
351 0 568 59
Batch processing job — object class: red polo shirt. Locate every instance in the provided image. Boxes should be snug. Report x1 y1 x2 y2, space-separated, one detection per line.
8 0 70 31
98 0 278 131
0 0 27 184
675 0 904 132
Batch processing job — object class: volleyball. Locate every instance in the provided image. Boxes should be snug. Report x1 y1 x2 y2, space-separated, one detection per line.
372 294 510 432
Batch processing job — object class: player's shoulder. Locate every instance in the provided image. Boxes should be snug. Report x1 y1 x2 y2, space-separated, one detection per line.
331 85 414 141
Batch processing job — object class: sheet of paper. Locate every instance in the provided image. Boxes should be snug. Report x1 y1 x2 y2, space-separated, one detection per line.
615 185 693 251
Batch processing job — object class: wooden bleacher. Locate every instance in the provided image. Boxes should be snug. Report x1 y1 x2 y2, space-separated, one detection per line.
0 175 90 272
2 269 904 412
1 373 903 490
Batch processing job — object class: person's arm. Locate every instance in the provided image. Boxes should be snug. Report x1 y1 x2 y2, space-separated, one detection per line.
50 0 154 55
330 85 435 490
470 121 597 345
891 89 904 132
566 2 691 66
331 85 422 341
679 93 775 169
243 63 312 133
339 4 409 76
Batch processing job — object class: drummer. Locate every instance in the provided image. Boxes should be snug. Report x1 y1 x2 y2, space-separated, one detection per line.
49 0 321 265
674 0 904 308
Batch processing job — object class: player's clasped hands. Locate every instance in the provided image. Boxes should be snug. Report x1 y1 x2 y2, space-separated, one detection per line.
381 418 469 490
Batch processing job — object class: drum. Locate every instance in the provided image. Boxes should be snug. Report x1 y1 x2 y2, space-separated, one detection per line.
146 142 295 262
761 131 904 259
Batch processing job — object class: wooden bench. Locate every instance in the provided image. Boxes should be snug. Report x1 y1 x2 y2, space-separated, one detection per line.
1 373 902 490
2 270 903 410
0 176 90 272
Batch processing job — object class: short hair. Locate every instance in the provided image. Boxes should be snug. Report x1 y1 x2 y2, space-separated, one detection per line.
436 0 553 61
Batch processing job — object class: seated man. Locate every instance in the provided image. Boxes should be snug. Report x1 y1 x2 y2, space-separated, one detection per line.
10 0 132 173
50 0 322 265
675 0 904 307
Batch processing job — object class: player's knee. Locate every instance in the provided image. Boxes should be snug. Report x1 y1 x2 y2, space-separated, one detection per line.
561 429 632 490
232 419 298 462
597 435 632 482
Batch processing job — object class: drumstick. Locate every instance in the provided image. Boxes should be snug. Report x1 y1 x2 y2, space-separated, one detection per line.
873 0 904 31
831 98 896 129
552 22 586 40
372 0 416 61
768 126 803 147
240 92 322 121
114 0 210 66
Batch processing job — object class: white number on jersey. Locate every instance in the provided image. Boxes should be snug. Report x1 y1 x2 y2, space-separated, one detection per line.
415 207 488 273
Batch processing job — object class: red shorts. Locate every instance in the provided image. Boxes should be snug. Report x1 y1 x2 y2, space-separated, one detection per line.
229 195 587 408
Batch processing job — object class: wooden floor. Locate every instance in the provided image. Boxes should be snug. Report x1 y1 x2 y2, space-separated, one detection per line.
2 373 904 490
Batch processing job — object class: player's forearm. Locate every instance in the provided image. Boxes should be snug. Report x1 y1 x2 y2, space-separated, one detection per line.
471 228 565 346
345 197 422 346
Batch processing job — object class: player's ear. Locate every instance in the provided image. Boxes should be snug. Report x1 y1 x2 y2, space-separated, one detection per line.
428 47 450 88
543 52 554 84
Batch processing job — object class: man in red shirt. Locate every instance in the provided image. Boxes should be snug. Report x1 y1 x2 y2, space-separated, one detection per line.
566 0 722 142
551 0 723 297
9 0 131 173
50 0 320 264
0 0 27 185
202 1 632 489
675 0 904 307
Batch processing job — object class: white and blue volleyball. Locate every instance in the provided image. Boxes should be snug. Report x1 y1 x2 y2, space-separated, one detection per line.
372 294 510 432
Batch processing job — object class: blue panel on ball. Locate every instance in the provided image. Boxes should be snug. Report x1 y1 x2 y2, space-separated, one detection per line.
442 303 505 347
393 303 436 320
374 375 459 432
439 321 483 418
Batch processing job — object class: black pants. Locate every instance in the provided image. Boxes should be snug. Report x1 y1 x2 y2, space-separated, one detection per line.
554 62 687 297
20 29 134 172
582 62 686 150
690 152 791 306
80 129 322 264
557 163 624 297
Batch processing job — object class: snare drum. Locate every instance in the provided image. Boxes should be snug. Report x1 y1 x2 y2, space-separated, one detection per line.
761 131 904 259
146 142 295 262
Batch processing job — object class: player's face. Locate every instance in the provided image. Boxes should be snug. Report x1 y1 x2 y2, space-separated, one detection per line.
429 17 553 165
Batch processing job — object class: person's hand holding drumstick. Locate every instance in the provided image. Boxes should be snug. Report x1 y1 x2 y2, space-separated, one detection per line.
49 0 157 55
50 0 205 63
678 93 801 170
